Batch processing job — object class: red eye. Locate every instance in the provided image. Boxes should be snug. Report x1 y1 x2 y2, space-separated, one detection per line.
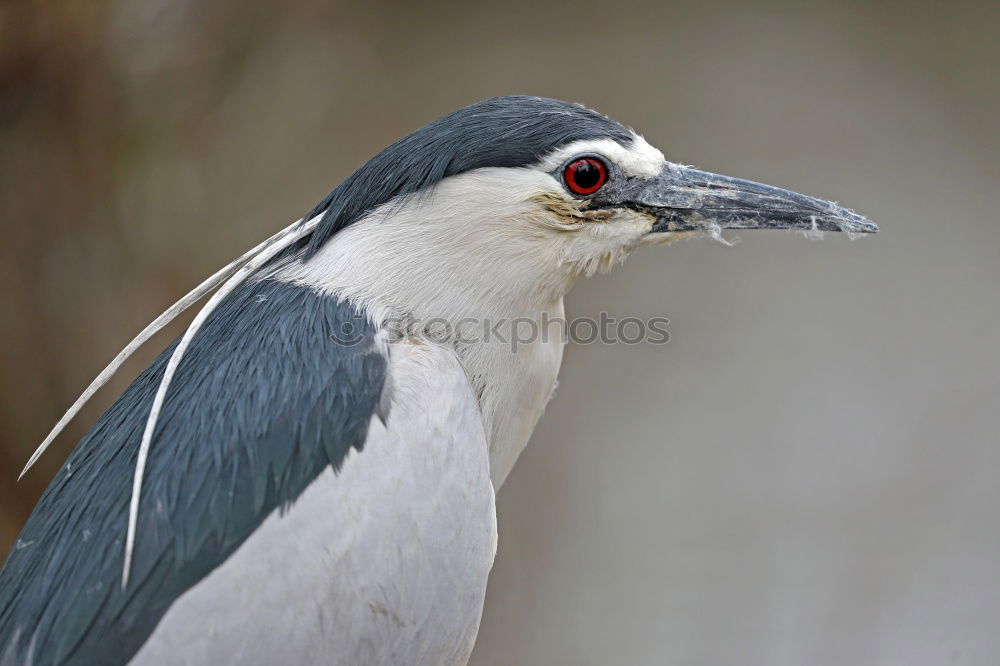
563 157 608 195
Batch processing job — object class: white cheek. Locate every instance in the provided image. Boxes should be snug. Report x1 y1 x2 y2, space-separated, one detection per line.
557 210 654 276
592 210 654 240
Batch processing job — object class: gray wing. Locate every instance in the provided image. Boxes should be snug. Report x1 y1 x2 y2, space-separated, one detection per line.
0 278 387 666
130 339 497 666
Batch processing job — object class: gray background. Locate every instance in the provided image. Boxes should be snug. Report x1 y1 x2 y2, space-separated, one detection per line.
1 1 998 664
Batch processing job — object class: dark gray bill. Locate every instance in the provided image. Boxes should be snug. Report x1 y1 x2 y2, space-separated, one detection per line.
593 163 877 235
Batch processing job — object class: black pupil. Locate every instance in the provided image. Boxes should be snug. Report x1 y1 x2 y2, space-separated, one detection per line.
572 161 601 189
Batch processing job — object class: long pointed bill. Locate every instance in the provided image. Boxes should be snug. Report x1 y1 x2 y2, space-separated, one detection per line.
597 163 877 235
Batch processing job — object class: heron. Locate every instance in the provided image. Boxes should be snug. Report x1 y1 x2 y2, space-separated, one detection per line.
0 96 876 665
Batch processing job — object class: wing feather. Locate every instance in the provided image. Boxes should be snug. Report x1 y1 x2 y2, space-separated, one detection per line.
0 278 387 666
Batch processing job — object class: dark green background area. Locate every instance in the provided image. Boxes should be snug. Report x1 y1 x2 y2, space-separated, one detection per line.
1 1 997 664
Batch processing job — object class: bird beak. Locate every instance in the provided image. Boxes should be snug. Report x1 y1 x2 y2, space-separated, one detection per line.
600 164 878 235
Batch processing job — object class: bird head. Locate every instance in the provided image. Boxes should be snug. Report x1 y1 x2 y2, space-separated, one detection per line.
16 96 881 535
286 96 876 324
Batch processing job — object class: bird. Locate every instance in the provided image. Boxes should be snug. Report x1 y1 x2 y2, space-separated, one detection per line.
0 96 876 666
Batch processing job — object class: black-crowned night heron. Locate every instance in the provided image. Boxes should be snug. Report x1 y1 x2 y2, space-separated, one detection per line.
0 96 876 665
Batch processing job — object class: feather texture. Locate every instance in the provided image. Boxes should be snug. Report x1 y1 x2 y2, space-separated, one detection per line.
18 217 317 480
129 340 496 666
0 280 386 666
302 96 632 255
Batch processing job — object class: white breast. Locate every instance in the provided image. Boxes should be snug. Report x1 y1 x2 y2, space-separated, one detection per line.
130 340 497 666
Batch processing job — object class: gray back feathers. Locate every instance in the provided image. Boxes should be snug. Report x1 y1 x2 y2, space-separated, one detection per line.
0 280 386 666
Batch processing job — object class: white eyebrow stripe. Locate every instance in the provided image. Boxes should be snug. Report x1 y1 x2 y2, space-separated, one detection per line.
533 135 665 179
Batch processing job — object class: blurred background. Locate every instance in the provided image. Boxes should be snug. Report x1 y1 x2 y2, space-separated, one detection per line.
1 0 998 663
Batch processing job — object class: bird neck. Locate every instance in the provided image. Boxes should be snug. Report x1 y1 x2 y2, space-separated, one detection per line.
449 298 566 487
274 229 570 486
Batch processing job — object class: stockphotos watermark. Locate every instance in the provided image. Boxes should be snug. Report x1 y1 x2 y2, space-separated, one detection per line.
332 312 670 352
